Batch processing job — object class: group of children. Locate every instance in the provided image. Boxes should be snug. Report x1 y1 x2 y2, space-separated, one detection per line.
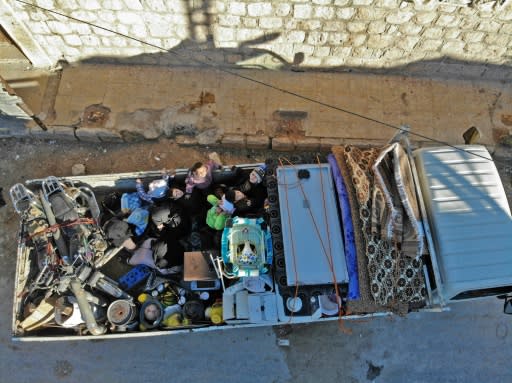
102 152 268 274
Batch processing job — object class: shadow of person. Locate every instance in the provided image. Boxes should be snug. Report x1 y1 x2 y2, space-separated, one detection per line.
80 32 309 72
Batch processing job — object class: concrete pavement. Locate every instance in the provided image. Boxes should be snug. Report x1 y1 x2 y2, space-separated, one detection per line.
0 292 510 383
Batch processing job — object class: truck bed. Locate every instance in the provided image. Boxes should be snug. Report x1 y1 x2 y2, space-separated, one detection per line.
10 143 512 340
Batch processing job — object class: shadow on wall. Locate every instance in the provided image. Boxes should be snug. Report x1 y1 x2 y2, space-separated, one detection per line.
81 33 303 71
79 33 512 83
82 46 512 84
73 0 512 82
33 0 512 146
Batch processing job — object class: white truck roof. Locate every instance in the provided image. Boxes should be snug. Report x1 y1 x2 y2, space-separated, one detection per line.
413 145 512 301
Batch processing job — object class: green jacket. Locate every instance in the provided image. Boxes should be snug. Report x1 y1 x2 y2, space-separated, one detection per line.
206 195 229 230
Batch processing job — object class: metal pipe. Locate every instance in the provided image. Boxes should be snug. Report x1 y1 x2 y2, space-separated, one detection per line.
39 190 69 262
69 278 106 336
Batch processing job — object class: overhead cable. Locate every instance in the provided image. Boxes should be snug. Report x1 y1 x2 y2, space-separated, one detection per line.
15 0 508 164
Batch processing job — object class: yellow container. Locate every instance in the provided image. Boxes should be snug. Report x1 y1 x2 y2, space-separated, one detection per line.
206 303 223 325
137 293 151 303
182 318 192 326
162 312 182 327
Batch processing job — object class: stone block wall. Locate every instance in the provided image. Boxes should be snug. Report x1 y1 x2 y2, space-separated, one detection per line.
1 0 512 77
3 1 512 151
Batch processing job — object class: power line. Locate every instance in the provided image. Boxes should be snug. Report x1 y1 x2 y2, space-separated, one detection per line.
15 0 509 164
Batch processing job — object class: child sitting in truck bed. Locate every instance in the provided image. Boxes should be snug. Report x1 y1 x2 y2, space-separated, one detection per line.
135 168 176 205
228 165 268 216
185 152 222 195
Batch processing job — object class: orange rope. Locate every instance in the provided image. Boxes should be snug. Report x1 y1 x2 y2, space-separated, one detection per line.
277 158 300 322
316 155 345 323
280 156 348 329
26 218 98 240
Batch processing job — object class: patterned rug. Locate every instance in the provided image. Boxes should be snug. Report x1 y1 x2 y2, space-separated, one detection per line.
332 144 426 308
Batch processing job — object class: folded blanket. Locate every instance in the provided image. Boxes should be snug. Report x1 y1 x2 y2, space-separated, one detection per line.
332 145 380 303
372 143 424 258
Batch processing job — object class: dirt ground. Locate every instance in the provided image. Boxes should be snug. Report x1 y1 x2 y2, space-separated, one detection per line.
0 136 269 180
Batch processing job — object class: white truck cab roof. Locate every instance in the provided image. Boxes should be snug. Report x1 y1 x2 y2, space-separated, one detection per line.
413 145 512 302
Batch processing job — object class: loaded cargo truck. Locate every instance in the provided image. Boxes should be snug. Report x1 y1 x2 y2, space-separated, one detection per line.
9 132 512 341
